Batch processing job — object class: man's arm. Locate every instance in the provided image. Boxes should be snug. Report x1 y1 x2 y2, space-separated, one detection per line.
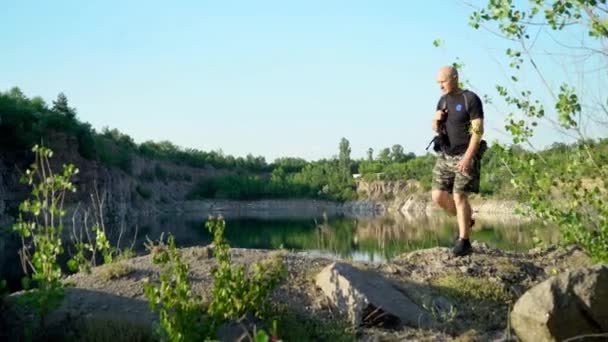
432 110 445 132
463 118 484 161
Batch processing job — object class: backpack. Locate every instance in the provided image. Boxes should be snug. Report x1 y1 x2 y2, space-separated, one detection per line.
426 90 487 157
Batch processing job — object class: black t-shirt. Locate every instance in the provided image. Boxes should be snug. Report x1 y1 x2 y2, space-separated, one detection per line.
435 89 484 156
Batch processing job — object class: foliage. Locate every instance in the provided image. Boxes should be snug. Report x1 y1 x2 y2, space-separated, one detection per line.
12 145 78 316
432 272 511 303
96 128 135 174
67 194 117 274
366 147 374 161
358 153 436 190
97 262 133 281
12 85 601 206
266 306 354 342
0 88 270 174
68 241 92 274
142 218 286 341
468 0 608 262
96 225 114 264
291 160 357 201
115 247 136 261
338 137 352 182
206 217 286 322
52 92 76 120
0 87 362 202
377 147 391 162
187 159 357 202
143 235 207 342
138 139 269 172
271 157 308 173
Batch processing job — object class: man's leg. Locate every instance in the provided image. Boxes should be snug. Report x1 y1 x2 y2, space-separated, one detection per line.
431 190 456 216
453 192 472 239
431 154 456 216
450 156 480 256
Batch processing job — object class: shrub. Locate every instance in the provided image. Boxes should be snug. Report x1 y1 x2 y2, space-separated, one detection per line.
206 217 286 321
143 235 207 342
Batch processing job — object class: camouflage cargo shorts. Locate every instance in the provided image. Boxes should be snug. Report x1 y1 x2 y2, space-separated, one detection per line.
432 153 481 194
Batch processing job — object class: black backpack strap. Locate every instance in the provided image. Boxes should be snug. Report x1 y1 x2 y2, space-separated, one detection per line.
425 136 437 151
462 90 469 113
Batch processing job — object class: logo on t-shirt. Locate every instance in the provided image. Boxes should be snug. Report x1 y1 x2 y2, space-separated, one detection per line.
456 104 463 112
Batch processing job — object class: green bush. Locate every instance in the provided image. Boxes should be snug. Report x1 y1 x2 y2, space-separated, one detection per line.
12 145 78 327
143 217 286 341
206 217 287 322
143 235 207 342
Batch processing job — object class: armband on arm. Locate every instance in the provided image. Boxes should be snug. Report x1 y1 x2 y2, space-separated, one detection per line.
469 119 484 144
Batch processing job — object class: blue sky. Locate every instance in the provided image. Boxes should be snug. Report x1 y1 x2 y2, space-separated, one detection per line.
1 1 603 161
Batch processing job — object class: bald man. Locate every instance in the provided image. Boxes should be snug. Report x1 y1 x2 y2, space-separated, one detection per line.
431 66 485 257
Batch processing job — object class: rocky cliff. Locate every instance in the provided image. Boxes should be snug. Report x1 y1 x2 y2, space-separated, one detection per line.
356 179 520 217
0 132 380 287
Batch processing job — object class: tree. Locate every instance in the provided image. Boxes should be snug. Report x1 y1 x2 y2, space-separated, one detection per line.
52 92 76 120
272 157 307 173
8 87 26 102
377 148 391 163
367 148 374 161
469 0 608 261
338 137 352 181
391 144 406 162
30 96 48 112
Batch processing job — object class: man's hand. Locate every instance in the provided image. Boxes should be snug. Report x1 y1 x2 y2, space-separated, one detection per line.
432 110 446 132
434 110 446 121
457 156 473 174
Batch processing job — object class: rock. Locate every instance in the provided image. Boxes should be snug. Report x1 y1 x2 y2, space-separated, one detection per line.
511 265 608 342
1 288 156 341
471 241 490 251
431 296 453 313
383 265 400 274
193 245 214 259
315 262 435 329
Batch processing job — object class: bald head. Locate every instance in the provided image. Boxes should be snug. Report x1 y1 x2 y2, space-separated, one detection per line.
437 66 459 95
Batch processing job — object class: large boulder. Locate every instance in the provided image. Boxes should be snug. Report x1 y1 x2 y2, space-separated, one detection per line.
315 262 434 329
0 288 156 341
511 265 608 342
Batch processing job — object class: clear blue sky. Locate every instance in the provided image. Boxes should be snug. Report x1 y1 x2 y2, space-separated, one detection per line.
1 0 599 161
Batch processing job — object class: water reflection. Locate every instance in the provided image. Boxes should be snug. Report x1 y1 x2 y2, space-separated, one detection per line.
130 213 559 263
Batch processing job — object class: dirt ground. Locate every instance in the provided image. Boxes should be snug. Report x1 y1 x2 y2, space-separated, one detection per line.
0 242 593 341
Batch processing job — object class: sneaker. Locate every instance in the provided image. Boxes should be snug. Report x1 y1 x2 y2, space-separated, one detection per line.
452 238 472 257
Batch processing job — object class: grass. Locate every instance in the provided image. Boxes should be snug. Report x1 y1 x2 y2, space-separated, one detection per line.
427 273 515 337
115 248 137 262
431 272 511 303
493 257 520 275
97 263 133 281
453 329 482 342
268 306 355 342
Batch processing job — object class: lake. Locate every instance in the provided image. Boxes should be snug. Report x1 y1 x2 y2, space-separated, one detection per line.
130 213 560 262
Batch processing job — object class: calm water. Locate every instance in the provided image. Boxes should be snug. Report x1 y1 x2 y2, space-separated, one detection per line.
133 213 560 263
